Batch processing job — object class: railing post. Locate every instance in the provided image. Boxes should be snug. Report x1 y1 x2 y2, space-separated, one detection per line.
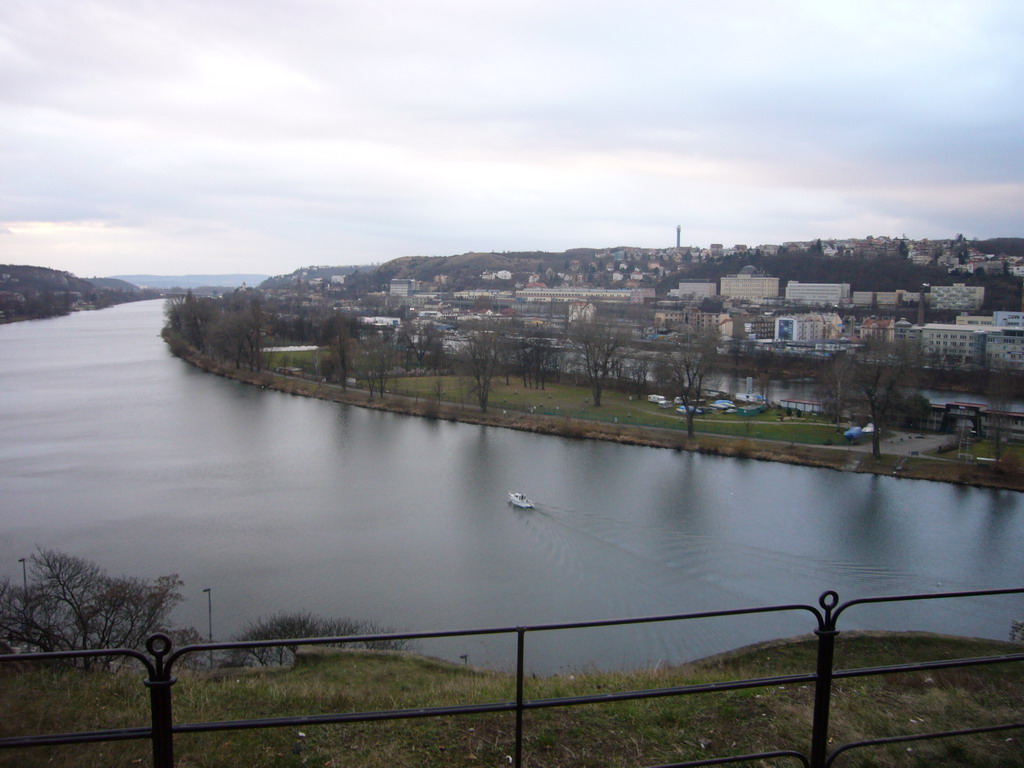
144 634 177 768
810 592 840 768
515 628 525 768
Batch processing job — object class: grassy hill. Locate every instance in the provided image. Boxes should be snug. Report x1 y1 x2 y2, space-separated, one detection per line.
2 633 1021 767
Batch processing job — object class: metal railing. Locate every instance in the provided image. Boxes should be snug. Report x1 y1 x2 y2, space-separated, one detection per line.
2 587 1022 767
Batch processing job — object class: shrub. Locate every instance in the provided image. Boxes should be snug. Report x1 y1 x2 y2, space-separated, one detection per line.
234 611 411 666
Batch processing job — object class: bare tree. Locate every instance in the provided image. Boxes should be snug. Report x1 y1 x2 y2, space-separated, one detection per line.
400 320 443 372
571 319 628 406
459 322 505 411
659 328 719 437
621 353 653 400
360 333 398 399
234 611 409 667
513 331 560 390
323 312 359 388
0 550 188 667
819 352 856 433
986 363 1016 461
852 341 917 460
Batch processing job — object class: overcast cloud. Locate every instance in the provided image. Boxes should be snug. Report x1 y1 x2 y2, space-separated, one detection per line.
2 0 1022 277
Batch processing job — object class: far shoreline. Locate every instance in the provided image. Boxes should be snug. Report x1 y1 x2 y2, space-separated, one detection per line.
162 331 1024 493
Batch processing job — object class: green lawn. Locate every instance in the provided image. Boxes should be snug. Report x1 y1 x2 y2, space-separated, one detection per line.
388 375 846 445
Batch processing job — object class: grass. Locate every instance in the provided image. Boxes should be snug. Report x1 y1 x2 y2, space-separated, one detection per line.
2 634 1022 767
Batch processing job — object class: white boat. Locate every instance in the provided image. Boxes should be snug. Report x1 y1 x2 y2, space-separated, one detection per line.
507 492 534 509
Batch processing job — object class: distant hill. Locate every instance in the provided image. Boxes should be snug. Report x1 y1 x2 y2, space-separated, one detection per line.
111 274 270 289
0 264 157 321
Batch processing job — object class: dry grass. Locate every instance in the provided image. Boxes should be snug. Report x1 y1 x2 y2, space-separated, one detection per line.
2 634 1022 767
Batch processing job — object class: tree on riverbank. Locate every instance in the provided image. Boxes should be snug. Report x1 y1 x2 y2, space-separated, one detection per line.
571 318 628 407
658 328 719 438
852 341 918 459
459 321 505 411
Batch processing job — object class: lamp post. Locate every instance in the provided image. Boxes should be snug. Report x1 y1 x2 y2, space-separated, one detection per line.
17 558 27 594
202 588 213 669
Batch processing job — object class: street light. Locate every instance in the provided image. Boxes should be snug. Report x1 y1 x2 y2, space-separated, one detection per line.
202 588 213 669
17 558 27 595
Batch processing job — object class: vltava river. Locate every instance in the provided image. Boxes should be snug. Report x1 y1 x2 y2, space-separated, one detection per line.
1 301 1021 672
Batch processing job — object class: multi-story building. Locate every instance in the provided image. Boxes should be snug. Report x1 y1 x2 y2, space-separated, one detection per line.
858 317 896 344
955 314 996 326
667 280 717 301
774 313 843 341
389 279 416 297
721 312 779 340
985 327 1024 369
929 283 985 311
719 267 780 301
655 308 721 333
993 311 1024 327
514 287 633 303
920 324 989 366
784 281 851 305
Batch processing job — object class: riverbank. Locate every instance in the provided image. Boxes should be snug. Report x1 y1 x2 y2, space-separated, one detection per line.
163 333 1024 491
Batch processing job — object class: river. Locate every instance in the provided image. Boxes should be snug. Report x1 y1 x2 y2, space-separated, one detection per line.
1 300 1022 673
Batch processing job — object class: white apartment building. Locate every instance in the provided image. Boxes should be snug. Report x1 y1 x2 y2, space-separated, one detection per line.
994 311 1024 327
784 281 851 305
667 280 717 301
774 313 843 341
719 268 780 301
986 327 1024 369
920 324 989 366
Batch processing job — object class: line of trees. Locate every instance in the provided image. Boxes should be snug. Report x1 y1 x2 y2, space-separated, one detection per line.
164 295 949 447
164 290 266 371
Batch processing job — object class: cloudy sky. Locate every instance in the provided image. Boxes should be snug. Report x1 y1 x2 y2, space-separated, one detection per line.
2 1 1022 277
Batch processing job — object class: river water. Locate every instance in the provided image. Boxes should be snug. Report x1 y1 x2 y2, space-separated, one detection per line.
1 301 1022 673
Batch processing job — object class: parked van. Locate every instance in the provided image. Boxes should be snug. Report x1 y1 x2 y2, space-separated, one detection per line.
647 394 666 404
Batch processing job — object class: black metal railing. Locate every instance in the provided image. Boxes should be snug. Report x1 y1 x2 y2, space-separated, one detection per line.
2 587 1022 767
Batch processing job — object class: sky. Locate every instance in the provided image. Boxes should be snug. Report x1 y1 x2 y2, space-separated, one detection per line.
2 1 1023 278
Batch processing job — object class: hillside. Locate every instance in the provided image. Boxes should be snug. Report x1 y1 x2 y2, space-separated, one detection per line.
265 237 1024 298
0 264 156 321
2 633 1020 767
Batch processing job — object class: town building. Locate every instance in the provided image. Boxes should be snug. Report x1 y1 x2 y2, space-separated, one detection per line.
858 317 896 344
719 267 780 301
774 313 843 342
389 279 416 297
514 287 634 303
985 327 1024 369
919 324 989 366
784 281 851 305
928 283 985 311
993 311 1024 327
667 280 717 301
